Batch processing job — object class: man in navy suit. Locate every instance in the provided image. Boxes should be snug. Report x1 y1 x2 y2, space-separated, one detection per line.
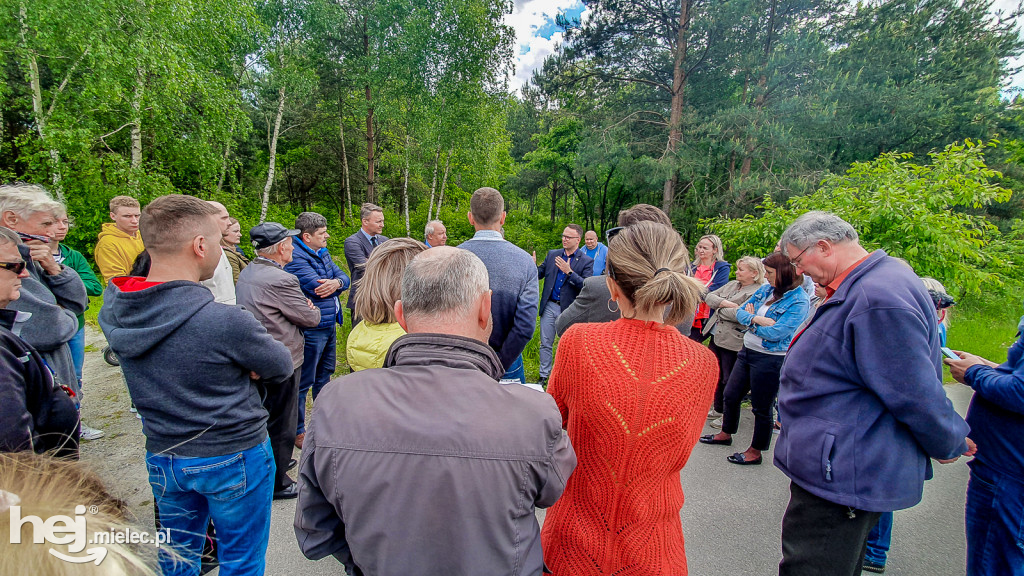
534 223 593 385
343 203 388 327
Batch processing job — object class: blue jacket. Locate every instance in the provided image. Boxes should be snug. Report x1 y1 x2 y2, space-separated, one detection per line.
285 237 351 330
735 283 809 353
775 251 970 512
690 260 731 292
964 330 1024 481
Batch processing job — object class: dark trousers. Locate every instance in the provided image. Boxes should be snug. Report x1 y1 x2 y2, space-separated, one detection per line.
259 369 299 491
966 461 1024 575
722 346 784 451
297 326 336 435
709 339 739 413
688 322 710 343
780 481 882 576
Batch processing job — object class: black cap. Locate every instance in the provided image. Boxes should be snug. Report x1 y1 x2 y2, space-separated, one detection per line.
250 222 299 250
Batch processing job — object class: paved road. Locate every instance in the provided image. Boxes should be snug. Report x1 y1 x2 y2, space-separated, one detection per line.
81 329 973 576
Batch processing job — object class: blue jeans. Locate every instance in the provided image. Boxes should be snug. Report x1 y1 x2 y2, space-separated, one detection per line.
297 326 336 435
502 355 525 384
538 303 561 379
966 461 1024 576
69 326 85 384
864 511 893 566
145 438 275 576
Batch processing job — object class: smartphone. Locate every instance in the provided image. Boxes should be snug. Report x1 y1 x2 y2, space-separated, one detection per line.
940 347 959 360
17 231 51 243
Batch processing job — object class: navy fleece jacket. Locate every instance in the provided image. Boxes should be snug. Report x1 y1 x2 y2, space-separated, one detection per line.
99 278 292 457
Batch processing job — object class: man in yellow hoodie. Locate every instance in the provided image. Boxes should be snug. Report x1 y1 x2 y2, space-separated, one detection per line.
94 196 144 285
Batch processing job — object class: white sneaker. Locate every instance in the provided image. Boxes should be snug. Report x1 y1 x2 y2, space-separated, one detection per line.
80 425 105 441
708 408 722 418
710 417 723 429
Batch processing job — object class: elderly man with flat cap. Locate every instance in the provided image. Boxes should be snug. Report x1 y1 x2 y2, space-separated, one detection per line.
237 222 321 499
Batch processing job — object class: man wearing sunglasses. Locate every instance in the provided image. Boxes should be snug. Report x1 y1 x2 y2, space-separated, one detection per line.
534 223 593 386
0 184 88 404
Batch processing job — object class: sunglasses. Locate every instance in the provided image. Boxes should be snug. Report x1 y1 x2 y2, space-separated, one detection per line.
0 260 27 274
605 226 625 243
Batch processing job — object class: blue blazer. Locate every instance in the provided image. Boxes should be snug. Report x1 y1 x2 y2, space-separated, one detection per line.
538 249 593 315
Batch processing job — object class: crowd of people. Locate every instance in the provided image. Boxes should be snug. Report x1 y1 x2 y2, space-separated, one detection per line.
0 182 1022 576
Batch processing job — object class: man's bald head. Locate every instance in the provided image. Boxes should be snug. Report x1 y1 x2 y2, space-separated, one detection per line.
207 200 232 234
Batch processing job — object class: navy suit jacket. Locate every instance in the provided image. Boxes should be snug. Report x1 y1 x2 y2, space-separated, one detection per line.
343 231 389 311
538 248 594 315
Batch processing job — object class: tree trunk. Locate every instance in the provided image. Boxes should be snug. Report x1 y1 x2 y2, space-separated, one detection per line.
436 151 452 214
740 0 776 181
426 146 440 221
18 3 63 198
364 25 376 204
260 86 286 223
129 65 145 191
402 134 411 237
662 0 692 214
339 98 352 222
217 122 234 192
550 180 558 222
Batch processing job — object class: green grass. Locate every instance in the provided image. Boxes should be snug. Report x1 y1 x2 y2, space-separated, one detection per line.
946 291 1021 366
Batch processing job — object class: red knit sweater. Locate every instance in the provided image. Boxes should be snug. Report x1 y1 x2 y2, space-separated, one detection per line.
541 318 719 575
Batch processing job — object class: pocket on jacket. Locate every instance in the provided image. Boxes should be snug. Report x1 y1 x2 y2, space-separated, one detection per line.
780 416 853 496
181 453 247 501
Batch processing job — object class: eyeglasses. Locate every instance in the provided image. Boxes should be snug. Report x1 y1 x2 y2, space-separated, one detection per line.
789 245 812 267
0 260 27 274
562 235 579 240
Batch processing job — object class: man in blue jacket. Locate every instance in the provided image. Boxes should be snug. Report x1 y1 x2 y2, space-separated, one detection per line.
775 211 972 576
534 224 593 386
947 308 1024 576
285 212 350 448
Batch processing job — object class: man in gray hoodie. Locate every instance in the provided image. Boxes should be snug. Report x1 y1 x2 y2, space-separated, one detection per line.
294 247 576 576
99 195 292 576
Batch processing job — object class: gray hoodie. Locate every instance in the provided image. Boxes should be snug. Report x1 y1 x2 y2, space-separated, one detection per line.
99 278 292 457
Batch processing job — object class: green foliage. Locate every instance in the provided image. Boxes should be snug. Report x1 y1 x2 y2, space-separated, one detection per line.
705 140 1013 295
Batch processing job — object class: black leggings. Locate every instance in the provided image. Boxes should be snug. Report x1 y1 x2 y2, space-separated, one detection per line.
708 339 739 414
722 346 784 451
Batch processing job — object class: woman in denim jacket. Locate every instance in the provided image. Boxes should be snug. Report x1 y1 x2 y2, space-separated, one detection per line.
700 251 809 465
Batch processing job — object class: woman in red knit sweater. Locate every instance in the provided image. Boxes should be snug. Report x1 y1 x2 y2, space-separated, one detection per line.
542 221 720 576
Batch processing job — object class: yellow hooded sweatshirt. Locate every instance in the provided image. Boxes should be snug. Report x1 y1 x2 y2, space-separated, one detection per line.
94 222 145 285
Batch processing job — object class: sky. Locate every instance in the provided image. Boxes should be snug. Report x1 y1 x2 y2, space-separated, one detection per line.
506 0 1024 96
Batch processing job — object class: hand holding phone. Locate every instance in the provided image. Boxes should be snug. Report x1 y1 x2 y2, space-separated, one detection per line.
940 347 960 360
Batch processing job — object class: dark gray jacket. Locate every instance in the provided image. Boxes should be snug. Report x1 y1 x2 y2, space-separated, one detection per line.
237 257 321 370
556 274 696 337
294 333 577 576
8 244 87 393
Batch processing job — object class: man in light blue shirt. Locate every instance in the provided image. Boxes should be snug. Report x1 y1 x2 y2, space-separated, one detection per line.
581 230 607 275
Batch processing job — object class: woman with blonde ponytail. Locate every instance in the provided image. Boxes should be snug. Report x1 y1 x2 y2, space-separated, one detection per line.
541 221 719 576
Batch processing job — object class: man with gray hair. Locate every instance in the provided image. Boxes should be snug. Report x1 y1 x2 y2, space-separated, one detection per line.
424 219 447 247
294 246 576 576
0 184 87 406
774 211 972 576
344 202 388 326
237 222 322 499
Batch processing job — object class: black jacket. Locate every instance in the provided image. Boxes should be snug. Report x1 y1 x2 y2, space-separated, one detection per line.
0 309 79 456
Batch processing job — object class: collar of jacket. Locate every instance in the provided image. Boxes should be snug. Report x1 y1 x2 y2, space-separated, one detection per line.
0 308 17 331
293 236 329 259
383 332 505 380
821 249 887 307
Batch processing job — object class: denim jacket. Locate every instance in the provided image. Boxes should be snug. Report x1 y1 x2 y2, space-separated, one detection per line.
734 283 809 353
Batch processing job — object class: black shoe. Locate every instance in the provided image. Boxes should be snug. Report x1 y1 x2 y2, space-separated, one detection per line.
862 560 886 573
699 434 733 446
539 377 548 389
727 452 762 465
287 458 297 471
273 483 299 500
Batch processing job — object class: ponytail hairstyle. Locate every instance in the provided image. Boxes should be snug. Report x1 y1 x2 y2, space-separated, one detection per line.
762 251 802 302
605 221 704 325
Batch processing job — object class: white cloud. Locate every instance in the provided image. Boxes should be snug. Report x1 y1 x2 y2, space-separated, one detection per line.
504 0 588 94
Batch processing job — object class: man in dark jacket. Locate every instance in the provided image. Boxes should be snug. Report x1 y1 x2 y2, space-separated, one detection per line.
534 223 593 385
343 202 388 327
294 246 576 576
776 211 972 576
285 211 349 448
237 222 321 499
99 195 292 576
0 226 79 457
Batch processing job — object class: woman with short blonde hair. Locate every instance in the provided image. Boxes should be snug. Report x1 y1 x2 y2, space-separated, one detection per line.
346 238 427 371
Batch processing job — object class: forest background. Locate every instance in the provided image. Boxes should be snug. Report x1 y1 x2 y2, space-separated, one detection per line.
3 0 1024 378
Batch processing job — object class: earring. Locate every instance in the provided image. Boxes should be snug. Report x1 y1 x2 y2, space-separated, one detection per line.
607 298 619 313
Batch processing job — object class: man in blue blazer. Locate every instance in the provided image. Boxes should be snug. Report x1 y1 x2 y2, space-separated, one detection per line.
534 223 593 385
343 203 388 327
